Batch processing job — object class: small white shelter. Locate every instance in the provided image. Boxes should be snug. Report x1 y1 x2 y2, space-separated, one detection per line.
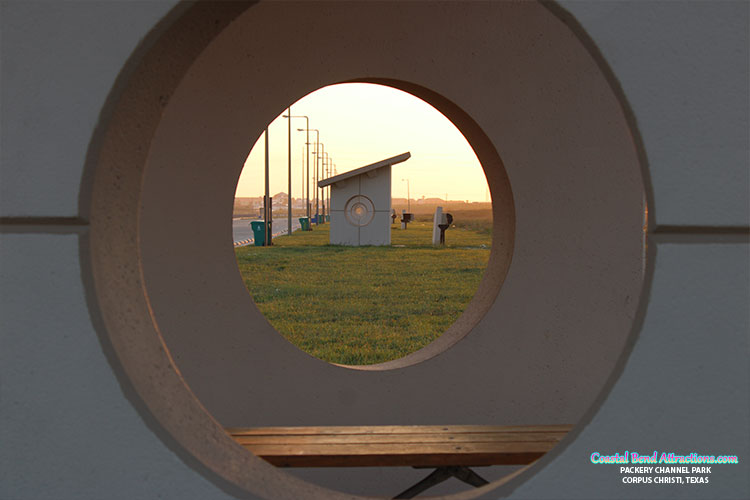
318 152 411 246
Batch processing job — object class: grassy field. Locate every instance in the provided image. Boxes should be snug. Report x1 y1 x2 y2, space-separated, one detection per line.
235 220 491 365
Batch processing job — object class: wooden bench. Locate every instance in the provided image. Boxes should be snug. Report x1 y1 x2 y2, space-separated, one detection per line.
226 424 572 498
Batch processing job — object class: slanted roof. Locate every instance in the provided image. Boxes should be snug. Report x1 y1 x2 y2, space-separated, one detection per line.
318 152 410 188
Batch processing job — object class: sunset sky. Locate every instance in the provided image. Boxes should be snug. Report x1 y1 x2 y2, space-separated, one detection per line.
234 83 489 202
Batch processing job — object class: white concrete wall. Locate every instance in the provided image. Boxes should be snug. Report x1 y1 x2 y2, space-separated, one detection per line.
506 3 750 498
1 2 747 500
1 4 241 499
329 165 391 245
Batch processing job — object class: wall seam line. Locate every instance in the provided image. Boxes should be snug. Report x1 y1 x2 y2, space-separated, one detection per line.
0 217 90 234
651 226 750 244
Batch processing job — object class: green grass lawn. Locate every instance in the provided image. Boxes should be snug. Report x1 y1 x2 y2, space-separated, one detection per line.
235 221 490 365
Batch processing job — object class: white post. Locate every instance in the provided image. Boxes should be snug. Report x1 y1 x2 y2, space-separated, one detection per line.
432 206 443 245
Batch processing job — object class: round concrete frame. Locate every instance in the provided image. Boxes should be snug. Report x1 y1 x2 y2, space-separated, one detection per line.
344 195 376 228
87 2 646 499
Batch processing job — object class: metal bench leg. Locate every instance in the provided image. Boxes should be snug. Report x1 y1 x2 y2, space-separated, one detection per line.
452 466 490 487
393 466 489 499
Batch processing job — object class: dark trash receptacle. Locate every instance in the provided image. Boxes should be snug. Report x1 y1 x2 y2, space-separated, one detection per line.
250 220 265 246
298 217 309 231
400 212 414 229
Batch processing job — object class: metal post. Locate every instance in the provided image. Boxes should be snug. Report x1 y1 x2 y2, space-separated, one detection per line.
316 143 324 225
301 146 305 223
305 125 310 228
289 117 311 231
325 156 331 222
286 107 292 236
309 130 320 225
403 178 411 212
264 127 271 246
309 129 320 228
321 152 328 223
314 144 319 224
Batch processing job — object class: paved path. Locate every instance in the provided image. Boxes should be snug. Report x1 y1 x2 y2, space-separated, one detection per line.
233 217 303 247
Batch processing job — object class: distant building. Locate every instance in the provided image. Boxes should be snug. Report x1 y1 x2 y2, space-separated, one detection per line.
272 192 288 206
319 152 411 246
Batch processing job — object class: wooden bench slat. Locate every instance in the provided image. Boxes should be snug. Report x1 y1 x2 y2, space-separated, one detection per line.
238 441 560 468
232 431 568 446
226 425 573 468
226 424 573 436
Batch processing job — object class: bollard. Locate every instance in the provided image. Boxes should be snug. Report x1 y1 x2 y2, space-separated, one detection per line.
432 207 453 245
436 212 453 245
432 206 443 244
401 210 413 229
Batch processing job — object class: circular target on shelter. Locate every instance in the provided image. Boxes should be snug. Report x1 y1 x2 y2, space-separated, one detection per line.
344 195 375 227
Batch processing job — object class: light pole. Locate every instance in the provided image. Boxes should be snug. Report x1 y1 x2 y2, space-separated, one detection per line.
301 146 305 216
311 140 324 225
306 129 320 225
291 120 312 230
402 178 410 212
324 155 332 222
264 127 271 246
321 152 329 223
328 163 338 213
282 107 291 235
283 113 309 231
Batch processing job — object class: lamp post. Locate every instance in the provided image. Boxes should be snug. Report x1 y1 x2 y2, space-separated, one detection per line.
331 161 337 215
306 129 320 225
292 121 312 230
324 155 332 222
402 178 411 212
315 151 328 224
281 107 292 235
311 139 324 225
264 127 271 246
283 114 309 231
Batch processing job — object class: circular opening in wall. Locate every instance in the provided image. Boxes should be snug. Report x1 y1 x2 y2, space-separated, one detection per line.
233 83 503 367
344 195 375 227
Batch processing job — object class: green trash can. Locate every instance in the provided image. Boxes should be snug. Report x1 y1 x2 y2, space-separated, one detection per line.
298 217 309 231
250 220 265 246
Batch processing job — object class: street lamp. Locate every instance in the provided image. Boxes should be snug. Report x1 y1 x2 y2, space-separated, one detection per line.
282 114 309 232
280 108 293 236
323 156 333 219
311 140 324 225
332 161 336 215
293 123 314 229
264 127 271 245
305 129 320 224
320 152 329 223
402 178 411 212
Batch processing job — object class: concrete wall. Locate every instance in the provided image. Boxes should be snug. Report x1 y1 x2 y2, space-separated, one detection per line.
329 165 391 246
1 1 747 499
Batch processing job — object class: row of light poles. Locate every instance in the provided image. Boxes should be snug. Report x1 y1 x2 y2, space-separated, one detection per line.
303 127 336 227
265 112 407 241
282 110 334 230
